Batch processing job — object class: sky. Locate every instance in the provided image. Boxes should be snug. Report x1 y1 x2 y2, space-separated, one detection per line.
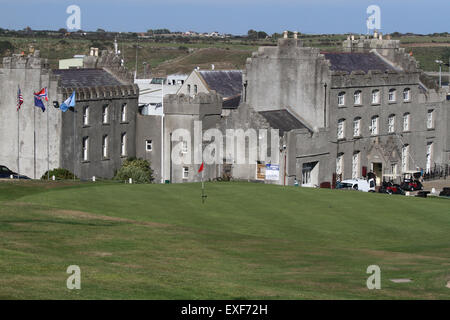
0 0 448 35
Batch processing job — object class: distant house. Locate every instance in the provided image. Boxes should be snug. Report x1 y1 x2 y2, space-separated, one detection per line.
177 70 242 109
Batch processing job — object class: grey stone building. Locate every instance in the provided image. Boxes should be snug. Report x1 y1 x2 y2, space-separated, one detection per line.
0 51 139 180
227 34 449 186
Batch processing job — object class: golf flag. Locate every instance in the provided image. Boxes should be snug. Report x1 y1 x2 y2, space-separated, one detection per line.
17 86 24 111
198 162 204 173
60 91 76 112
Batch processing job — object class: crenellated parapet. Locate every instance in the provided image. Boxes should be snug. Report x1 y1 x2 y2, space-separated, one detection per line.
2 51 49 70
59 84 139 101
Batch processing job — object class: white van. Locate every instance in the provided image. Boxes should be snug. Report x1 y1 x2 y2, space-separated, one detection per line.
338 178 376 192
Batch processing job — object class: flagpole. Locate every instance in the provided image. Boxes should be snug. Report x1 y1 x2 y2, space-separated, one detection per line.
33 97 36 180
17 95 20 177
47 97 50 180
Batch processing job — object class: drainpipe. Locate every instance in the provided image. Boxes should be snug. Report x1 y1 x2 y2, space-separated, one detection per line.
323 83 327 127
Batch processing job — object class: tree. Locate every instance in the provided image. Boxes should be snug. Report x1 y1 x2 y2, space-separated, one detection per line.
114 158 154 183
247 29 258 40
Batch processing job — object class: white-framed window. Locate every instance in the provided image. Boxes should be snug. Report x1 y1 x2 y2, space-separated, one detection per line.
372 89 380 104
403 88 411 102
388 114 395 133
82 136 89 161
145 140 152 152
187 84 191 94
102 135 109 159
370 116 379 135
182 166 189 179
353 117 361 137
181 140 188 154
83 106 89 126
401 144 409 172
388 89 396 102
121 133 127 156
426 142 433 174
427 110 434 129
337 119 345 140
121 103 127 122
336 153 344 176
338 92 346 106
352 152 360 179
102 105 109 124
194 85 198 95
391 163 398 176
354 90 362 105
403 113 410 132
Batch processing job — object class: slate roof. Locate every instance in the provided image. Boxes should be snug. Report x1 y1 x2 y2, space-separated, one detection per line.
53 68 123 88
198 70 242 99
259 110 308 135
222 94 241 109
322 52 396 73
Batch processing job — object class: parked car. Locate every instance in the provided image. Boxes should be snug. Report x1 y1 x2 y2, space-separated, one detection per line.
0 165 30 179
379 181 405 195
337 178 376 192
400 178 423 191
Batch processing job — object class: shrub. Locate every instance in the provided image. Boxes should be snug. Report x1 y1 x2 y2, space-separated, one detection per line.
114 158 154 184
41 168 77 180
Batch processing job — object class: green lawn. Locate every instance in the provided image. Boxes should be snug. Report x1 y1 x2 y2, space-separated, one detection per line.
0 180 449 299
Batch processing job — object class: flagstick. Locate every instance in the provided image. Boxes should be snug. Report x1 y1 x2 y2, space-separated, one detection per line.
33 99 36 180
201 170 206 204
46 98 50 181
17 101 20 177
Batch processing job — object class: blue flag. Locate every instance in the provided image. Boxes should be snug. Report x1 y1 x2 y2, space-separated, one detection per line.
60 91 76 112
34 96 46 112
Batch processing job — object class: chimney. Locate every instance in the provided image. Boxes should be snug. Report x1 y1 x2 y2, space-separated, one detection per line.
294 31 298 39
283 31 288 39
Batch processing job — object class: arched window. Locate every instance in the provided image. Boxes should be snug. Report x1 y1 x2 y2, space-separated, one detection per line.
388 89 397 102
121 103 127 122
370 116 379 135
352 151 360 179
403 112 410 131
338 92 346 106
388 114 396 133
336 153 344 176
403 88 411 102
102 135 109 159
354 90 362 105
337 118 345 140
372 89 380 104
121 133 127 156
353 117 361 137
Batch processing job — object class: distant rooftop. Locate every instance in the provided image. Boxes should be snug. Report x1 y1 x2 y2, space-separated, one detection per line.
198 70 242 99
322 52 396 73
53 68 123 88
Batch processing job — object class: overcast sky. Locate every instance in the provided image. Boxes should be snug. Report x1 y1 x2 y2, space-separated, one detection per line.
0 0 448 35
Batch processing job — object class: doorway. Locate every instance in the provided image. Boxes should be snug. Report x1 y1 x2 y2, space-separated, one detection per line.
372 162 383 185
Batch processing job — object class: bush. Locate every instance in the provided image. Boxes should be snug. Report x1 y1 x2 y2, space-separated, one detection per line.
114 158 154 184
41 168 77 180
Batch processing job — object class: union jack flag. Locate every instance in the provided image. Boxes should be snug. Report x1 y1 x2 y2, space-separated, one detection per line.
17 86 24 111
34 87 48 101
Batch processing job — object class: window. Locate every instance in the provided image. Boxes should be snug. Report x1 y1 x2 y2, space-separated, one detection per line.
403 88 411 102
102 105 109 124
426 142 433 174
182 167 189 179
352 152 360 179
121 133 127 156
427 110 434 129
391 163 398 176
83 106 89 126
82 137 89 161
388 89 396 102
194 85 198 95
370 116 379 135
146 140 152 152
336 153 344 176
388 114 395 133
338 92 346 106
403 113 410 132
401 144 409 172
102 135 109 159
372 89 380 104
353 117 361 137
354 90 362 105
337 119 345 140
181 140 188 154
121 103 127 122
187 84 191 94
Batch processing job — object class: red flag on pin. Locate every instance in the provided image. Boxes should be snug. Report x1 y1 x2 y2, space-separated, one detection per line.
198 163 204 173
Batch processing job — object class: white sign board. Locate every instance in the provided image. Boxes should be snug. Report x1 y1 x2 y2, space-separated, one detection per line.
265 164 280 181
